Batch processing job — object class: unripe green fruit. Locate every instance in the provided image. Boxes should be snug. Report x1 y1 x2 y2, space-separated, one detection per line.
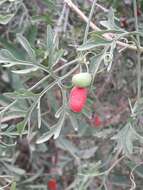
72 72 92 87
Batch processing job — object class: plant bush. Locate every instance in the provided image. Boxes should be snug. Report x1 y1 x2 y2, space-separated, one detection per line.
0 0 143 189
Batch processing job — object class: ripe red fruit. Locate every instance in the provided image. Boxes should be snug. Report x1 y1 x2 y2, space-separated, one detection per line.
48 178 57 190
69 87 87 112
94 115 102 127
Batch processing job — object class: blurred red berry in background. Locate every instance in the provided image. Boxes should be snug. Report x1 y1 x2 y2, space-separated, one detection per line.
94 115 102 127
137 7 141 16
120 17 128 28
48 178 57 190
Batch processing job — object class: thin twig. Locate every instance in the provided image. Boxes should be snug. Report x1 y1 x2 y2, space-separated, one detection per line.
105 149 124 175
63 6 70 33
83 0 97 43
87 0 120 21
54 2 67 44
64 0 99 30
87 0 108 12
64 0 143 52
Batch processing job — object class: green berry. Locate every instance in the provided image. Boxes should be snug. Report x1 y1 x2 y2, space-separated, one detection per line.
72 72 92 87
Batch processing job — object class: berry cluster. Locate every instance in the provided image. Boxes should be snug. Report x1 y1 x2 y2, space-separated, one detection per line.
69 72 91 112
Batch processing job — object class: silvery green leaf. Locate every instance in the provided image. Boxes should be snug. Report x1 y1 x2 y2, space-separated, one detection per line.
79 147 98 159
0 49 20 63
100 21 113 29
5 90 37 99
46 25 54 51
10 181 16 190
68 113 79 131
106 41 116 72
100 8 122 31
56 137 79 157
3 63 18 67
78 161 101 178
78 38 111 51
0 0 7 6
4 163 25 175
0 14 15 25
37 101 41 129
36 127 56 144
53 49 64 65
127 162 143 178
0 124 8 129
55 105 64 118
108 7 115 27
0 100 17 115
16 34 36 62
37 113 65 143
16 120 25 134
20 168 43 184
46 25 55 66
12 67 38 74
1 111 25 123
28 185 47 189
0 49 33 65
112 123 138 156
53 113 66 139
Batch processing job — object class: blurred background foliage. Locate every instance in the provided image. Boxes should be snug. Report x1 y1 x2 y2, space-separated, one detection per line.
0 0 143 190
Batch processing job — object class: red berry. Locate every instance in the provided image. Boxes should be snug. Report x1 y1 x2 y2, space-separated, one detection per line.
120 17 128 28
48 178 57 190
94 115 102 127
69 87 87 112
137 7 141 16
